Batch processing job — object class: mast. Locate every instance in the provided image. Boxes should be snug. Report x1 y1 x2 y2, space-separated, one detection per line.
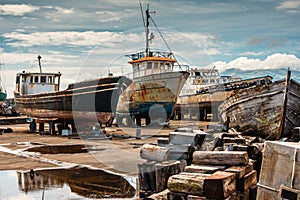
145 4 150 57
37 55 42 73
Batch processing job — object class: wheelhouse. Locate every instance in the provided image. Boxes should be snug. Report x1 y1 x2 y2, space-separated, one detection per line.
15 71 61 95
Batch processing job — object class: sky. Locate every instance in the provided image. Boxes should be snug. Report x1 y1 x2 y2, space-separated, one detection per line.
0 0 300 97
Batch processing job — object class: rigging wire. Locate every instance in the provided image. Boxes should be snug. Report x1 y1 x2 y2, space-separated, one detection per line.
149 15 182 70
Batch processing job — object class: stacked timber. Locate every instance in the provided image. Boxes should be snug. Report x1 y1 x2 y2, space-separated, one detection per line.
138 144 187 198
158 129 207 165
167 150 258 200
257 141 300 199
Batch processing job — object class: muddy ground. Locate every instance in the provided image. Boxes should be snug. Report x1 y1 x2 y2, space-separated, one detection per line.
0 119 215 177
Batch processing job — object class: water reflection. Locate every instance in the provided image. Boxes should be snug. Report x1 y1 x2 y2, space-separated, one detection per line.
0 167 136 199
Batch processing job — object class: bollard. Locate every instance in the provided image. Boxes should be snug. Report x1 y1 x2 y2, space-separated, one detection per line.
136 128 141 139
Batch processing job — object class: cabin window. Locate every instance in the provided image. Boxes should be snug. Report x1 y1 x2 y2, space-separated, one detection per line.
160 63 164 70
165 63 170 70
34 76 39 83
210 79 215 83
48 76 53 83
195 72 201 77
154 62 158 69
147 62 152 69
30 76 33 83
41 76 46 83
22 76 26 83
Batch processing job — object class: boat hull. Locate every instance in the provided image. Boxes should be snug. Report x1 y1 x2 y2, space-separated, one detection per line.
14 76 132 125
218 79 300 139
117 71 189 121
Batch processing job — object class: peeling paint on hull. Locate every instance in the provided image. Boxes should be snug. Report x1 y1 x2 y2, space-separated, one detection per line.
218 79 300 139
14 76 132 124
117 71 189 118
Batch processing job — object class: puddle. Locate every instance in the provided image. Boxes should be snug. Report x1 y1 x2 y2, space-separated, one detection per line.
26 144 89 154
0 167 136 199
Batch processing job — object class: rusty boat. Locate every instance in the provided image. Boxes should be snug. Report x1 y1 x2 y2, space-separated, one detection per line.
14 56 132 128
218 70 300 140
116 5 189 126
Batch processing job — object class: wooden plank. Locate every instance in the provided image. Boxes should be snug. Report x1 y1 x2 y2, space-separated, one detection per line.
187 195 206 200
140 144 169 162
259 141 300 191
157 137 169 147
193 151 249 166
147 189 169 200
225 163 253 179
279 184 300 200
184 165 219 174
167 191 187 200
138 161 156 192
256 186 278 199
167 172 209 195
203 171 236 199
169 131 206 147
222 137 246 144
155 160 186 193
237 170 257 192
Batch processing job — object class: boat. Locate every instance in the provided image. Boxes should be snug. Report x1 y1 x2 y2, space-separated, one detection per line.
116 4 189 126
218 70 300 140
14 55 132 129
179 67 241 96
175 75 272 121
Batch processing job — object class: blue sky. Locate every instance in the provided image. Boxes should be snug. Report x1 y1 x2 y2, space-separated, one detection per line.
0 0 300 97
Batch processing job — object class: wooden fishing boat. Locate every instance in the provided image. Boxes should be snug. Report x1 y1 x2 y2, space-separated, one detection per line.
218 70 300 139
116 4 189 126
175 76 272 121
14 56 132 127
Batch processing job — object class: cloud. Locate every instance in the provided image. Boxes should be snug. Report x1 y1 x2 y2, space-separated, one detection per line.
0 4 39 16
239 51 265 56
96 11 122 22
276 0 300 13
215 53 300 71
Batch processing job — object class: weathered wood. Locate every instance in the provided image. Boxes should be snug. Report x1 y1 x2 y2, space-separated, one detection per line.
279 184 300 200
237 170 257 192
222 137 246 144
203 171 236 199
187 195 206 200
147 189 169 200
167 172 209 195
193 151 249 166
225 163 253 179
184 165 219 174
140 144 169 162
232 144 248 151
157 137 169 147
258 141 300 191
169 131 206 148
155 160 186 193
219 77 300 140
167 191 187 200
256 185 278 199
138 161 156 192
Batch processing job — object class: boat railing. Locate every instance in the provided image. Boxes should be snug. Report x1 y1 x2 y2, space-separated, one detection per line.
123 64 189 79
127 51 174 60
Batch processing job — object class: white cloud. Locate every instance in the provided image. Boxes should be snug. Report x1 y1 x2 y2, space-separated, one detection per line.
239 51 265 56
96 11 122 22
276 0 300 13
215 53 300 72
54 6 74 15
0 4 39 16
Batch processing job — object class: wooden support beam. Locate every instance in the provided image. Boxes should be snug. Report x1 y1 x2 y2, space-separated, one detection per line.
193 151 249 166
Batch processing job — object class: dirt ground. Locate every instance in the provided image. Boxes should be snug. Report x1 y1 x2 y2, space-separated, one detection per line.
0 120 215 176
